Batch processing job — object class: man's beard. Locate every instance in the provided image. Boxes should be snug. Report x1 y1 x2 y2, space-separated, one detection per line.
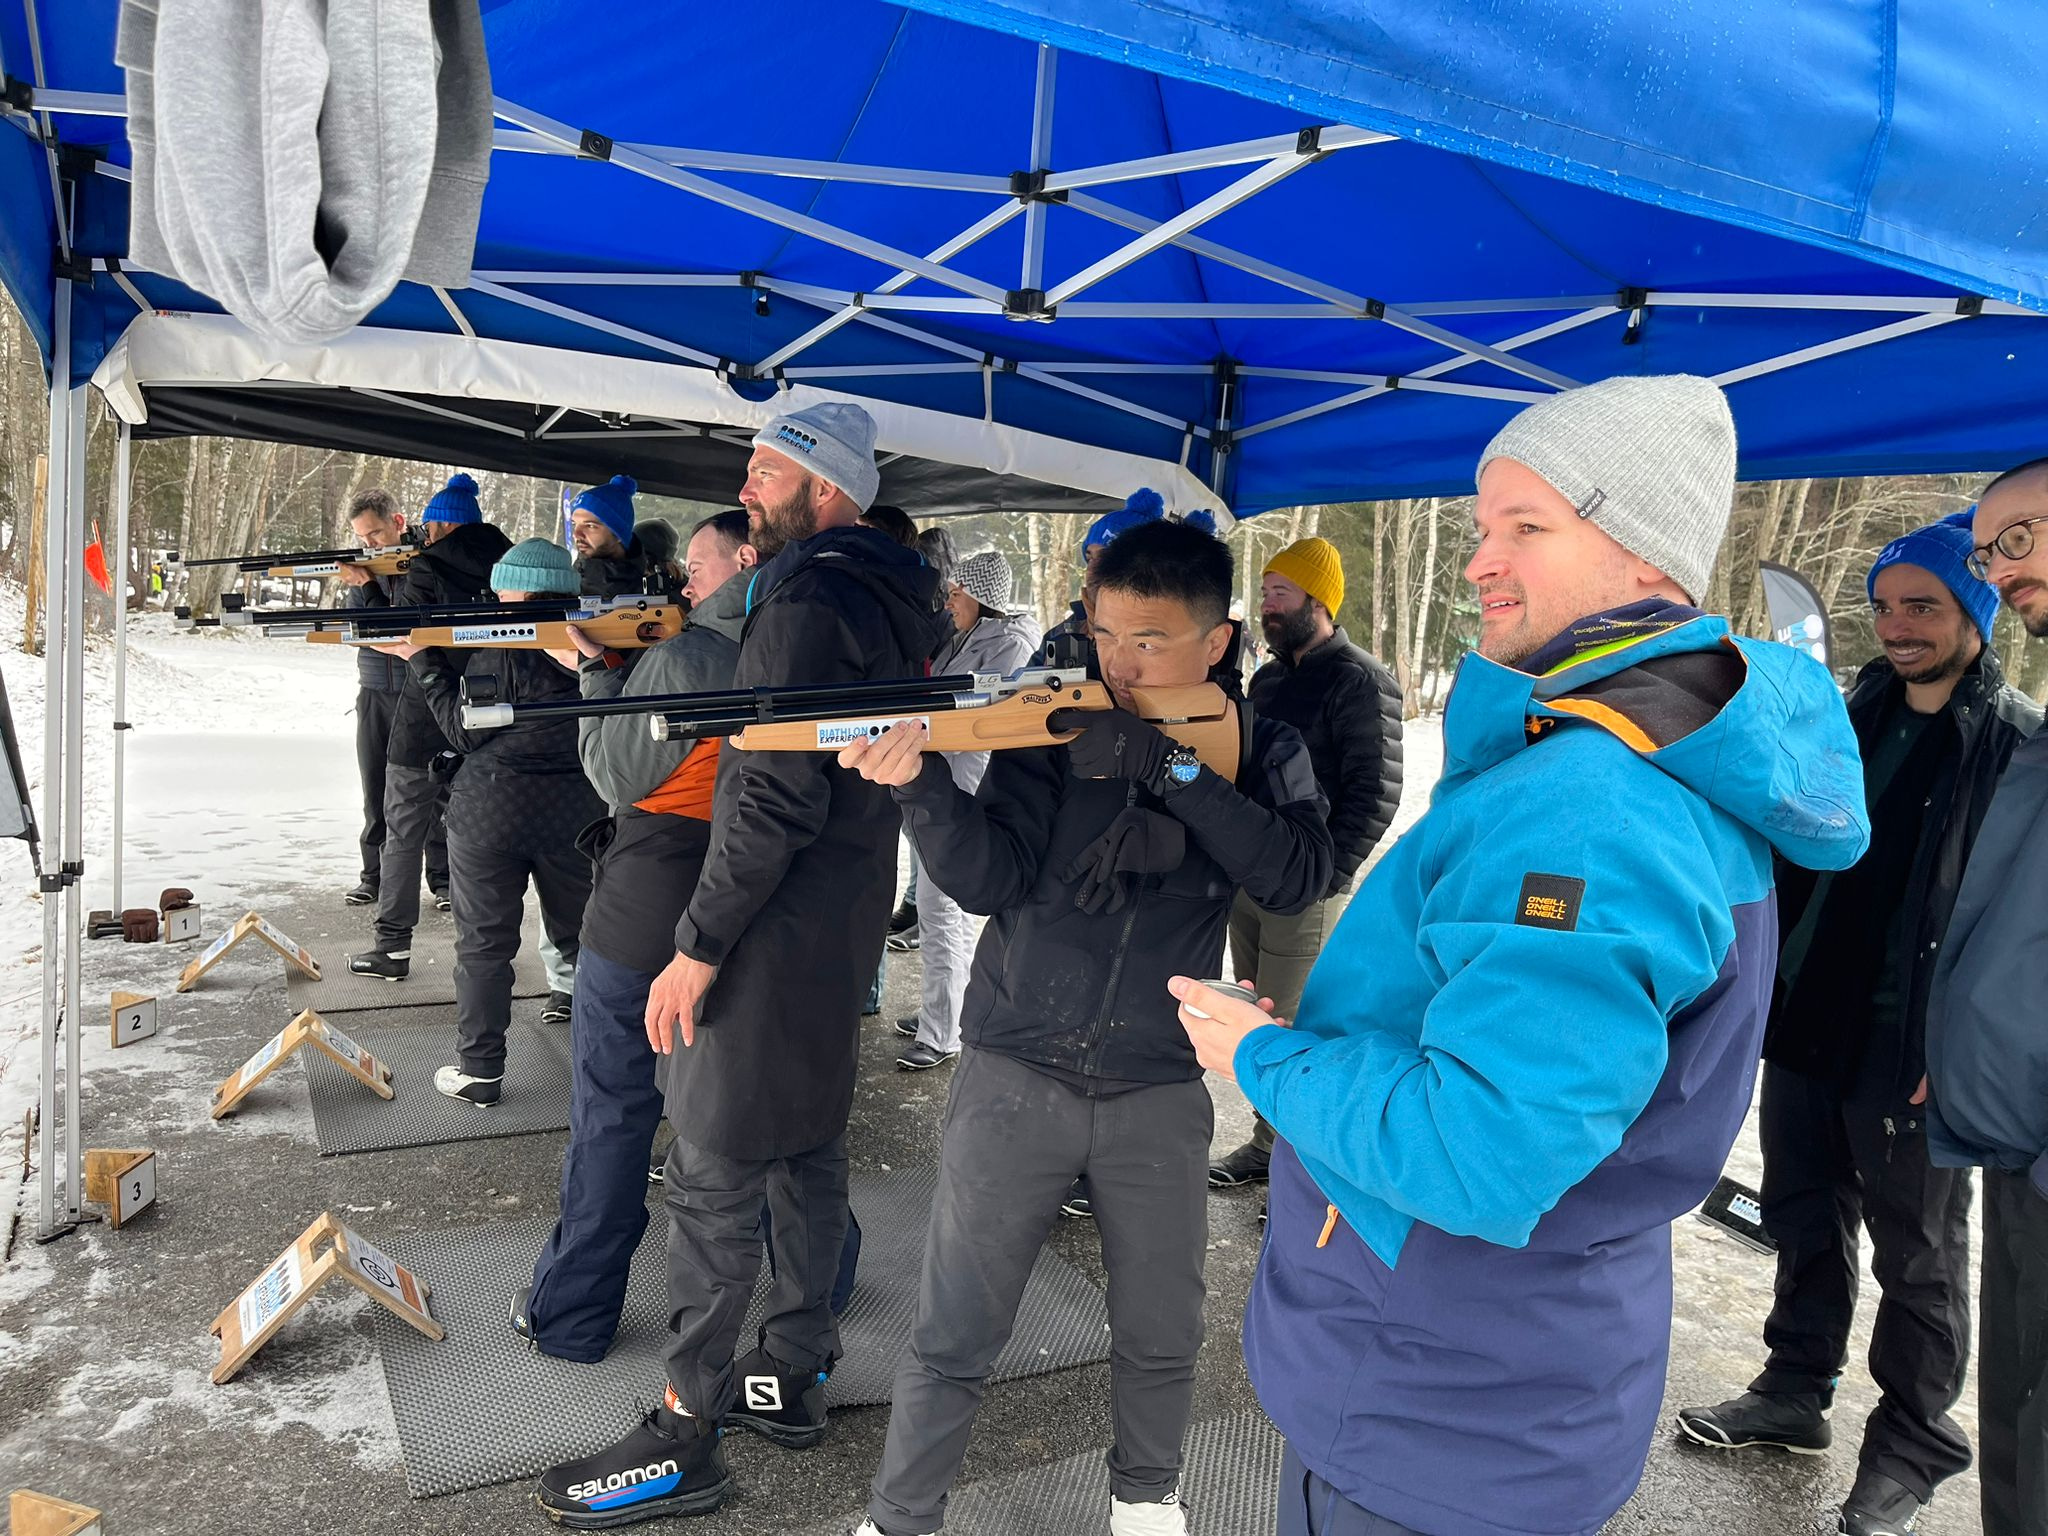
1888 633 1974 686
1261 603 1320 659
748 481 818 560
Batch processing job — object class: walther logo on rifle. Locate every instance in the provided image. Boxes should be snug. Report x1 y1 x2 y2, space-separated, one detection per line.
815 716 930 748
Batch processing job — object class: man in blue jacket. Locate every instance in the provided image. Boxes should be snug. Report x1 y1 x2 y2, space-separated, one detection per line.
1926 455 2048 1536
1175 374 1871 1536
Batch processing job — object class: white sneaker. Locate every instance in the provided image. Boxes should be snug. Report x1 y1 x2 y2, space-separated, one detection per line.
432 1065 502 1105
849 1522 934 1536
1110 1489 1190 1536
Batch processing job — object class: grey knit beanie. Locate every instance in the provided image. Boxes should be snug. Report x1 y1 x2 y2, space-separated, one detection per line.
1476 374 1736 602
753 401 881 512
953 549 1015 613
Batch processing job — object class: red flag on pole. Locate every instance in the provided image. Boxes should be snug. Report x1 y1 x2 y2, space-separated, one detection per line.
84 519 113 595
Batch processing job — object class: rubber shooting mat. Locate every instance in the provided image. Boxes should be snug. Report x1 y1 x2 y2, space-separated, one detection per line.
802 1411 1285 1536
283 904 552 1015
302 1003 572 1154
370 1164 1111 1497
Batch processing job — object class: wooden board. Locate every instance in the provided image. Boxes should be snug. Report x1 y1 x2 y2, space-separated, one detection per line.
211 1009 391 1119
84 1149 158 1229
8 1490 101 1536
209 1212 440 1384
177 910 321 992
109 990 157 1048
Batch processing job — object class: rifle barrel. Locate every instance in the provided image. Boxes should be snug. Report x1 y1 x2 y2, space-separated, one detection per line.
457 672 985 734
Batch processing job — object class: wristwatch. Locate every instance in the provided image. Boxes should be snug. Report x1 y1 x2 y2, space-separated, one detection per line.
1156 744 1203 795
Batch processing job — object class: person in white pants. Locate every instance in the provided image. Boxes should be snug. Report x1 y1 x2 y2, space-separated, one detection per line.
896 550 1041 1071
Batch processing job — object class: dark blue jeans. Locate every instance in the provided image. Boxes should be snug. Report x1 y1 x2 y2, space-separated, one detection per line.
528 944 862 1363
527 944 667 1362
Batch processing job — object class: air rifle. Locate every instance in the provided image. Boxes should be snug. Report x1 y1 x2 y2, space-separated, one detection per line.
215 594 684 651
166 539 423 581
458 665 1243 779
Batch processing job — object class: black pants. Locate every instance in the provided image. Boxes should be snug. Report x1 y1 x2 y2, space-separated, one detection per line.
1754 1064 1974 1499
662 1133 849 1421
373 762 451 949
355 689 445 891
1980 1169 2048 1536
447 829 592 1077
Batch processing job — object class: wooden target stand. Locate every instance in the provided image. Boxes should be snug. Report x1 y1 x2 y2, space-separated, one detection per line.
212 1010 392 1119
177 911 320 993
211 1213 442 1383
84 1149 158 1229
8 1491 101 1536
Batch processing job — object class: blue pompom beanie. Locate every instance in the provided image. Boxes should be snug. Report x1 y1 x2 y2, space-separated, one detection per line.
571 474 639 544
1082 486 1165 553
1868 508 2000 639
422 472 482 525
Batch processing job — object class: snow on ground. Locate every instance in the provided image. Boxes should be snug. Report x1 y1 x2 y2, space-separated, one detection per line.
0 581 361 1203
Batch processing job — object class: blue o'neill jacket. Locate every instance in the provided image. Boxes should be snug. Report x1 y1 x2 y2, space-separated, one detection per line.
1238 604 1869 1536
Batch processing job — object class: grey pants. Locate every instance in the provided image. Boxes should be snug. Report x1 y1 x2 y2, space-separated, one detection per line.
447 832 590 1077
1228 891 1337 1154
867 1048 1211 1534
1981 1169 2048 1536
914 878 982 1055
662 1133 849 1421
373 762 448 951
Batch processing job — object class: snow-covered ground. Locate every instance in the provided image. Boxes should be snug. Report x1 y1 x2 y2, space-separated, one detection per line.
0 585 362 1165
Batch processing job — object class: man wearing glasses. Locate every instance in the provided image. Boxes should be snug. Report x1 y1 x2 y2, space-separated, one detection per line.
1926 459 2048 1536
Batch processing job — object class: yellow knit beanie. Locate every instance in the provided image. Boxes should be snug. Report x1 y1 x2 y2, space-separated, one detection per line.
1264 537 1344 615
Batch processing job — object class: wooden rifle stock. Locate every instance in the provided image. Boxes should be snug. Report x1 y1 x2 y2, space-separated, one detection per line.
264 548 414 579
734 679 1240 779
397 604 684 651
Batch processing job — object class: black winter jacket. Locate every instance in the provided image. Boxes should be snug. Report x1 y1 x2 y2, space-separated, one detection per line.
894 712 1333 1085
387 523 511 768
670 525 950 1159
578 534 680 605
1765 648 2041 1101
1247 625 1402 895
345 572 407 692
409 643 603 851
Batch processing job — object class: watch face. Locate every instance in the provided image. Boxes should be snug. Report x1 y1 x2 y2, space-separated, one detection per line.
1168 758 1201 785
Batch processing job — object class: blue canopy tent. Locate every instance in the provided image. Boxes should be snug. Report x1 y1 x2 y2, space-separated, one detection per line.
3 0 2044 1236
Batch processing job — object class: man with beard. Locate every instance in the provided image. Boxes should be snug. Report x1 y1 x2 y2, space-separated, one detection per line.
537 402 948 1527
569 473 678 606
1926 458 2048 1536
1209 538 1403 1190
1679 513 2038 1535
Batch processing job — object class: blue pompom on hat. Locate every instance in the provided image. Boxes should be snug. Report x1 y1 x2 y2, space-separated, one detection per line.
1867 507 2000 639
570 474 639 545
422 472 482 525
1082 486 1166 553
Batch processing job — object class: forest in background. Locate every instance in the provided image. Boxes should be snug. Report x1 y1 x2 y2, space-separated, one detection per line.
1 296 2040 707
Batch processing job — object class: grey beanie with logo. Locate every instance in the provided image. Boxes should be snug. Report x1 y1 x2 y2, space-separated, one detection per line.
753 401 881 512
1476 374 1737 602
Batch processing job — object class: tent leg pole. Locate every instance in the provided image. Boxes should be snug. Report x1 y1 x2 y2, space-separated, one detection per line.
110 422 131 913
35 278 72 1239
60 377 88 1228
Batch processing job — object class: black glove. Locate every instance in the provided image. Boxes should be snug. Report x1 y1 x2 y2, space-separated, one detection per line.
1061 807 1186 915
1047 706 1171 787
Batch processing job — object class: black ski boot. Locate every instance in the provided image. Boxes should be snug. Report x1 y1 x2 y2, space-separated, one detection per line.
1839 1470 1922 1535
536 1404 729 1528
725 1344 829 1448
348 949 410 981
1674 1389 1831 1454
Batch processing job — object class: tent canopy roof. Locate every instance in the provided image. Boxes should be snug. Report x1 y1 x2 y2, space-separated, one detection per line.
2 0 2044 513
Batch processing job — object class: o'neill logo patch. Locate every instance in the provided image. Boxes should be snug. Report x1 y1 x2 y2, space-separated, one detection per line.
1515 873 1585 931
744 1374 783 1411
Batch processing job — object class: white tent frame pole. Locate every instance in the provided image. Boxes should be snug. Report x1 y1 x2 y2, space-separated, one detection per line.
35 277 81 1238
19 0 69 255
1044 123 1392 191
1710 311 1967 387
1234 306 1614 442
1020 45 1057 293
1042 151 1316 307
431 287 476 338
753 201 1023 372
491 97 1012 307
60 370 85 1230
489 128 1013 193
109 420 131 914
352 386 532 438
466 278 727 369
